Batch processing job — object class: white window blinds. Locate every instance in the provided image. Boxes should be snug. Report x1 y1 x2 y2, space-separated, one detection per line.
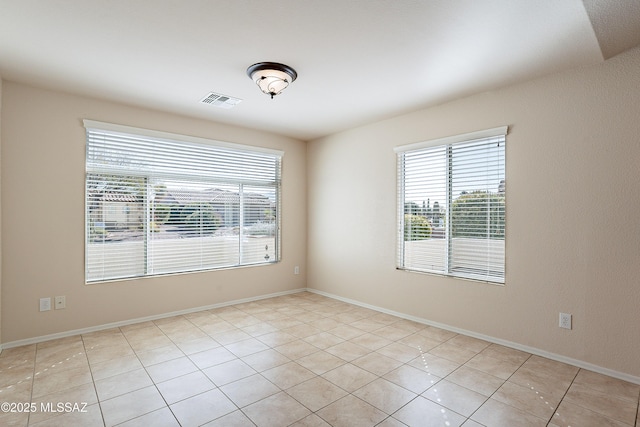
84 120 282 283
396 127 507 284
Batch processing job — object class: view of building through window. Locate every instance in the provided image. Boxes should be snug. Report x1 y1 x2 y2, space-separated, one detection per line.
85 121 281 282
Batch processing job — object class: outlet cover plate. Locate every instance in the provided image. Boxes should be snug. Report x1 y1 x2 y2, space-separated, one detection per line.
39 297 51 312
55 296 66 309
559 312 572 329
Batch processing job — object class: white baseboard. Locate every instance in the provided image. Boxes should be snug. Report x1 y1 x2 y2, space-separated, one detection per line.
3 286 638 386
0 288 307 350
307 288 640 386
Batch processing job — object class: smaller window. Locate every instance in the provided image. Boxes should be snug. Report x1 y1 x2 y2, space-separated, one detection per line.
395 127 507 284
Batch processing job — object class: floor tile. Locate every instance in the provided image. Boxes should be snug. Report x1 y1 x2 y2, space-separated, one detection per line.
351 352 404 376
322 363 378 392
424 379 487 417
446 366 504 397
353 378 417 414
275 339 321 360
266 317 304 330
241 348 291 372
492 379 560 420
350 333 393 351
0 410 29 427
480 343 531 364
464 352 522 380
256 331 299 347
296 350 346 375
31 365 93 398
170 388 237 427
393 319 426 332
572 369 640 402
201 409 255 426
30 402 104 427
376 342 421 363
28 382 98 425
202 359 256 386
383 364 441 394
392 395 466 427
262 361 316 389
316 394 387 427
145 356 198 384
283 324 324 339
135 344 184 367
350 318 388 333
408 352 461 377
95 367 153 401
521 355 579 382
417 326 458 342
446 334 491 353
373 325 413 341
429 341 478 365
0 379 33 403
164 327 209 344
289 413 332 426
325 341 371 362
243 391 311 427
399 332 443 351
287 376 349 411
303 332 345 349
224 338 270 358
100 386 166 427
328 324 367 340
376 417 408 427
208 328 252 346
116 407 180 427
121 325 166 343
188 346 237 369
240 322 279 337
219 373 280 407
85 342 135 365
563 381 637 425
173 336 220 355
471 398 547 427
89 354 142 381
307 318 342 331
508 365 574 400
156 371 215 404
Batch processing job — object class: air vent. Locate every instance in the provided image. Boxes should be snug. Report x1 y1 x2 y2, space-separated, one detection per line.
200 92 242 109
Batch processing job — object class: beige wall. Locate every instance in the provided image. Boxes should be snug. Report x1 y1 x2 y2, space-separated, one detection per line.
1 82 307 343
307 46 640 378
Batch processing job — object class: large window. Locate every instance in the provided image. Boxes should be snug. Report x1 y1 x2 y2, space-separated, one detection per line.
396 127 507 284
85 120 282 283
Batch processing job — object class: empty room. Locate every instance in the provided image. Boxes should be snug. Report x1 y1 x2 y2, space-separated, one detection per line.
1 1 639 426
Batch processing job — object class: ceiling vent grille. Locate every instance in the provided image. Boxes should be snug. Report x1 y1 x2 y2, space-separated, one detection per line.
200 92 242 109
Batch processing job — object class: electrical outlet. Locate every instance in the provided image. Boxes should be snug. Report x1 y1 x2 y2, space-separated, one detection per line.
559 312 572 330
294 266 300 275
55 296 66 310
39 297 51 312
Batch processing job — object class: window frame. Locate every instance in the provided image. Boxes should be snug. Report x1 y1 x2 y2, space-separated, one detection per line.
84 120 283 284
395 126 507 284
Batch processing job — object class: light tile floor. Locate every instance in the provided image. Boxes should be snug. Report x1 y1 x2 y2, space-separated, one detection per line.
1 292 638 426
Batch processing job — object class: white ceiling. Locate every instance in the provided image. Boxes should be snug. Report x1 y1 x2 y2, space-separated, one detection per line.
1 0 639 141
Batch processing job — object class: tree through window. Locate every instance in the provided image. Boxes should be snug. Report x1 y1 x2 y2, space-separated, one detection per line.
396 127 507 283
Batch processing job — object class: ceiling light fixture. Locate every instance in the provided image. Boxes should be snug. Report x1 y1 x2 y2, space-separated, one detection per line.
247 62 297 99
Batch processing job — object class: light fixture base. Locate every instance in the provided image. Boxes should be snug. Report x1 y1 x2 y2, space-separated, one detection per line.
247 62 297 98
